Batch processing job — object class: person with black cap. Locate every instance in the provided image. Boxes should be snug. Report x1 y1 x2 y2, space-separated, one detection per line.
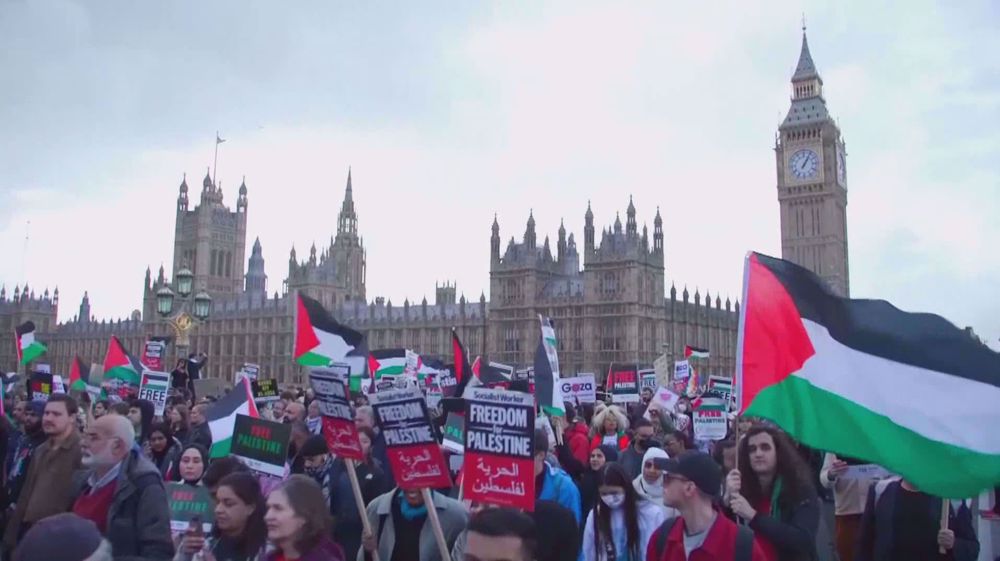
13 512 111 561
646 451 767 561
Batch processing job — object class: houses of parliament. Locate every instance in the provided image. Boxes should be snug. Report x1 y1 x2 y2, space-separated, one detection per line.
0 31 851 385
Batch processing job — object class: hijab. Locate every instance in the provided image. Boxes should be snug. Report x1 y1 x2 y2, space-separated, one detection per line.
177 443 209 485
633 447 669 503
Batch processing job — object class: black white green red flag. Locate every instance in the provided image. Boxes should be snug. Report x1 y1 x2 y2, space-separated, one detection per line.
15 321 46 366
207 377 260 458
684 345 710 359
68 356 91 392
294 293 368 380
533 315 565 416
103 336 143 386
736 252 1000 498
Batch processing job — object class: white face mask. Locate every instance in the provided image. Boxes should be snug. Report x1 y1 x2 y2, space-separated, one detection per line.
600 493 625 509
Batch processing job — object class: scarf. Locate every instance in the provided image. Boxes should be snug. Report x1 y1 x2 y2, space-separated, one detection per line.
399 491 429 520
769 477 784 520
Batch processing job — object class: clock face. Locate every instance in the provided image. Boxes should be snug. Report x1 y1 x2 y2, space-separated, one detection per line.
789 149 819 179
837 151 846 184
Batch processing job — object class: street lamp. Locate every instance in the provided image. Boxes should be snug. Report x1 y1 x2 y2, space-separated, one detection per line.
156 269 211 363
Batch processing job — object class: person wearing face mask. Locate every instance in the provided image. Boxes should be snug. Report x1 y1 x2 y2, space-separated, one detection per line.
725 425 819 561
582 463 666 561
579 444 619 517
619 418 657 480
632 447 678 518
175 472 267 561
175 443 209 486
360 487 467 561
69 413 173 559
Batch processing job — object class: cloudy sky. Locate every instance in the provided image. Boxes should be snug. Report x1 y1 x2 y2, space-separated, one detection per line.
2 1 998 348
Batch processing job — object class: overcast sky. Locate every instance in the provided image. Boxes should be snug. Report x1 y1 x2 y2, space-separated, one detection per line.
1 1 998 349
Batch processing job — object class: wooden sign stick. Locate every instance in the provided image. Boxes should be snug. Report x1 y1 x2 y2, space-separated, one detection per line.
422 487 452 561
346 460 380 561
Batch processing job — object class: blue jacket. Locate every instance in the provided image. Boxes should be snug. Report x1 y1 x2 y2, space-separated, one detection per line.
538 462 582 524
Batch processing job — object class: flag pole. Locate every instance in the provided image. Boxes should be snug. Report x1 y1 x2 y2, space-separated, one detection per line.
347 459 380 561
939 499 949 554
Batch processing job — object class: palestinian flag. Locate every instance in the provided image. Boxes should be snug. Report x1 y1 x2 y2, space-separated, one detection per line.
737 252 1000 498
684 345 710 359
692 389 727 411
534 315 565 416
15 321 46 366
208 378 259 458
68 356 91 391
451 330 474 398
294 293 368 380
369 349 408 378
103 336 143 386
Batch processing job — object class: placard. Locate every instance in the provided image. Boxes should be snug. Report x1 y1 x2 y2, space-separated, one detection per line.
166 483 214 533
142 340 167 371
309 365 363 461
692 391 728 441
560 374 597 403
138 371 171 416
639 369 657 392
53 374 66 394
708 375 733 404
235 363 260 386
193 378 228 399
230 414 292 477
369 386 452 490
672 360 691 395
442 412 465 454
252 379 280 403
35 364 51 374
608 364 640 404
842 464 891 480
653 353 671 387
644 386 681 421
463 387 535 511
29 372 53 402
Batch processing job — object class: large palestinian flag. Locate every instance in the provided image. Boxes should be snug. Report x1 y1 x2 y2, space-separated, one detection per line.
208 378 259 458
68 356 91 392
103 336 143 386
534 315 565 416
15 321 46 366
294 293 368 378
369 349 408 378
737 252 1000 498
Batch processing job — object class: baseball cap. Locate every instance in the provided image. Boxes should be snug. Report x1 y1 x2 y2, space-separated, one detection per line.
14 513 103 561
653 450 722 496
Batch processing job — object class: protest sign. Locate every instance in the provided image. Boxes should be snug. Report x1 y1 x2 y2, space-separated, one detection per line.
653 353 671 387
370 386 451 490
35 364 51 374
138 371 171 416
53 374 66 394
708 375 733 404
644 386 681 421
230 414 292 477
607 364 640 404
692 390 728 441
166 483 214 533
463 387 535 510
235 363 260 386
639 369 657 392
560 374 597 403
309 365 363 461
252 379 280 403
442 412 465 454
842 464 891 480
142 339 167 371
672 360 691 394
29 372 53 401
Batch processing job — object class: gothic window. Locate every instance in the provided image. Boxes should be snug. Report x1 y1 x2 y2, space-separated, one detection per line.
226 252 233 278
504 326 520 353
210 250 217 276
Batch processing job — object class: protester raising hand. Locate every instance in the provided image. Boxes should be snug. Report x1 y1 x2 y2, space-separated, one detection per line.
725 468 741 500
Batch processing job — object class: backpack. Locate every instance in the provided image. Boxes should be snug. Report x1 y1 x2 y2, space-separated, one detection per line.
651 516 753 561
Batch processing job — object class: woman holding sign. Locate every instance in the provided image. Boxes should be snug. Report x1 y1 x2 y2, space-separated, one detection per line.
174 472 267 561
581 463 666 561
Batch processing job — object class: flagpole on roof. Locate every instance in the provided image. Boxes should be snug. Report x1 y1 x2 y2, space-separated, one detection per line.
213 131 226 188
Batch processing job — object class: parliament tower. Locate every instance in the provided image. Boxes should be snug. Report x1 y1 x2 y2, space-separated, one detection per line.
775 29 850 296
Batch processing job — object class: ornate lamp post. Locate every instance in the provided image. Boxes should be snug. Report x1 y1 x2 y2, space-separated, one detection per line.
156 268 212 360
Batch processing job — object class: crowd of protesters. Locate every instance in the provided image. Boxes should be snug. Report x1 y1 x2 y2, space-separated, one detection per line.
0 374 989 561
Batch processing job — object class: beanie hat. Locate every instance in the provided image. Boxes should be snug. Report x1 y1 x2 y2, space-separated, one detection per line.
14 513 102 561
598 444 619 463
300 434 330 457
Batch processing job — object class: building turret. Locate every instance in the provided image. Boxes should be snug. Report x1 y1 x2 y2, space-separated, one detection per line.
237 176 248 213
177 173 189 211
337 168 358 239
626 196 637 237
613 212 622 235
557 219 567 262
491 214 501 264
524 211 536 249
653 207 663 255
245 237 267 296
584 201 595 257
79 291 91 323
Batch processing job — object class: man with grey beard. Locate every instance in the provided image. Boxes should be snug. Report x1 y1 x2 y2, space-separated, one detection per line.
70 414 174 560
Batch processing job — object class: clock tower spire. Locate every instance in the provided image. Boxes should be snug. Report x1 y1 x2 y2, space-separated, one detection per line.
775 26 850 296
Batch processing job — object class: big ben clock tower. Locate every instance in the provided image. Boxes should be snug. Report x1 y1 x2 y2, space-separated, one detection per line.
776 27 850 296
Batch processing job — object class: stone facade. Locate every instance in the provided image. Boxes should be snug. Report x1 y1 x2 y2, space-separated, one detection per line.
2 32 848 387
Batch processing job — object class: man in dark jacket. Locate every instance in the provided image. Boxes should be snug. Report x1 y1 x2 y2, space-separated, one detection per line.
855 478 978 561
620 418 656 480
187 403 213 450
3 400 46 509
71 414 174 560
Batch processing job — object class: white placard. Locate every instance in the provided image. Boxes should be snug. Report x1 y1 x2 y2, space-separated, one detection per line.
559 374 597 403
843 464 891 480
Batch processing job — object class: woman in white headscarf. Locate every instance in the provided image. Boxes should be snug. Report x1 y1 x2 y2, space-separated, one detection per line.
632 447 679 518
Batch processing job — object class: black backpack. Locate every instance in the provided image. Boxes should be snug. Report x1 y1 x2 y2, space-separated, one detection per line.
651 516 753 561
